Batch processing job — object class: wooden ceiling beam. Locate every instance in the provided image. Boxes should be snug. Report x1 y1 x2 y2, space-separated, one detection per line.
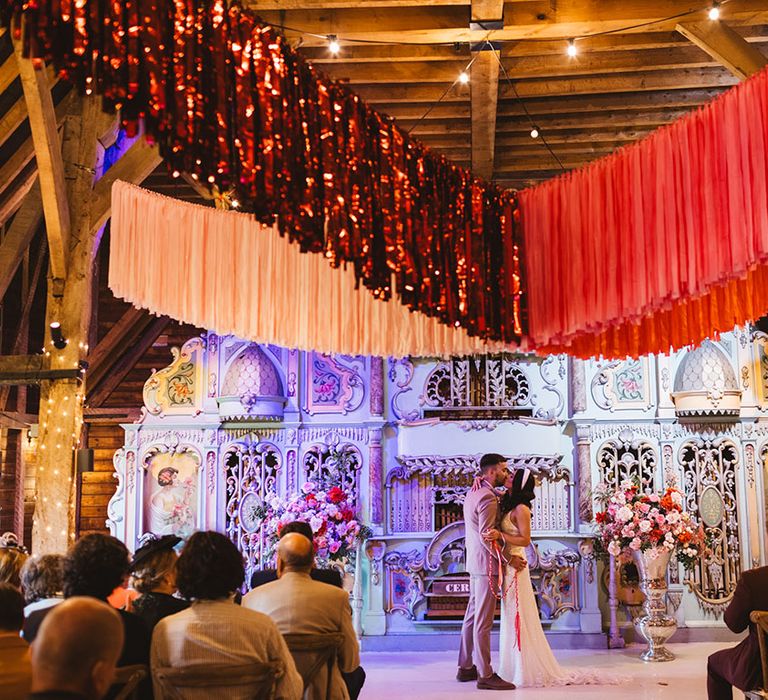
86 316 170 408
0 180 42 302
676 20 768 80
301 28 768 62
0 54 19 95
356 67 738 104
15 50 70 283
259 2 768 46
0 167 38 227
90 136 162 232
319 45 724 84
383 88 725 120
0 67 59 151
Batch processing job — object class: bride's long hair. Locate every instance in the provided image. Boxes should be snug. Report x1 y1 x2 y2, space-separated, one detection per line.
499 468 536 516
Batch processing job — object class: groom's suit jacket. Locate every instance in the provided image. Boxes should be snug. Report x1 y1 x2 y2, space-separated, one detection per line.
463 481 499 576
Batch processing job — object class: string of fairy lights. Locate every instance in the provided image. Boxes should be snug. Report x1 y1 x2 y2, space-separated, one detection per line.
271 0 731 172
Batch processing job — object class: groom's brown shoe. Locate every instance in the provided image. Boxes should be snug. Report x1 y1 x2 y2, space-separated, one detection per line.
477 673 516 690
456 666 478 682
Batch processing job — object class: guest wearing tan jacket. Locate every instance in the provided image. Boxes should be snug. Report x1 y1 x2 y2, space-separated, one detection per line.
243 533 361 700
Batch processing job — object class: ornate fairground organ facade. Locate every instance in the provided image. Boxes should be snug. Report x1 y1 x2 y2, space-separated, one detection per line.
107 329 768 640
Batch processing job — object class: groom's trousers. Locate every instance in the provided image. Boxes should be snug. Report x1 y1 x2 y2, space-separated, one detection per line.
458 574 496 678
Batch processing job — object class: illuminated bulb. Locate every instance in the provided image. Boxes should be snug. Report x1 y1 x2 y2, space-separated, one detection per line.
708 2 720 19
231 198 240 209
207 175 215 184
530 127 539 139
458 71 470 84
327 35 340 55
566 39 578 57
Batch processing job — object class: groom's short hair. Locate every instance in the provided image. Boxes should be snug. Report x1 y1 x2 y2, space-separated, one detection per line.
479 453 507 473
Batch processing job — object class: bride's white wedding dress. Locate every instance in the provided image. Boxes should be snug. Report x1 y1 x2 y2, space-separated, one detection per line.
497 510 611 687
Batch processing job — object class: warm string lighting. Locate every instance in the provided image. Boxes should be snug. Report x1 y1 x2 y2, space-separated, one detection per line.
708 2 721 20
530 127 539 139
566 38 578 57
327 35 340 55
458 70 470 84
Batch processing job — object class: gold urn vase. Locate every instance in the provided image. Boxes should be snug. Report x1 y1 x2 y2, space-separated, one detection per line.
632 546 677 662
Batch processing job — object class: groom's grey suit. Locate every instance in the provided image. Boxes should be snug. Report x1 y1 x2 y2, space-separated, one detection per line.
458 480 499 678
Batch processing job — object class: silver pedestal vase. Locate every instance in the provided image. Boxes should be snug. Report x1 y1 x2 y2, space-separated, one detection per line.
633 547 677 662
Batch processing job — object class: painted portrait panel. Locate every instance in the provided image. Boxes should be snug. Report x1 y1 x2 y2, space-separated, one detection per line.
143 450 199 538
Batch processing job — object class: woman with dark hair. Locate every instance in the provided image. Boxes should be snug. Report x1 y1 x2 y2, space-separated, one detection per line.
150 531 302 699
130 535 188 632
483 470 609 688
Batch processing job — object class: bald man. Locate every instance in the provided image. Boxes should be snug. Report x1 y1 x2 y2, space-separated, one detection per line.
29 597 124 700
243 533 361 700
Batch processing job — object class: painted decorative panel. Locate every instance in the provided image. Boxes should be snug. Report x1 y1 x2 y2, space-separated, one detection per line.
143 337 206 416
142 446 200 539
591 358 651 411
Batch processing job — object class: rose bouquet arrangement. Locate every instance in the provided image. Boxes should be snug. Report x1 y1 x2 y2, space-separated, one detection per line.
593 480 707 569
258 482 371 564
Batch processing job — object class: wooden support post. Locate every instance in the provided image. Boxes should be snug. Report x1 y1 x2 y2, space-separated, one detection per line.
31 96 162 553
14 50 71 285
676 21 768 80
469 0 503 181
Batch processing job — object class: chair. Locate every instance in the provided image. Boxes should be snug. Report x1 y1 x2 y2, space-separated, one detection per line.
153 660 283 699
283 632 345 700
110 664 148 700
746 611 768 699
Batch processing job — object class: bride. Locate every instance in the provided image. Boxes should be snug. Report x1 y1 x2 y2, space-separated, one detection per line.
483 469 609 687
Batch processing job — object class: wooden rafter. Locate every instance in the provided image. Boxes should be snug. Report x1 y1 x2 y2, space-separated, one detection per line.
0 179 42 301
90 136 161 232
87 316 170 408
14 49 70 282
0 54 18 95
0 68 61 151
676 21 768 80
85 306 157 389
257 2 768 46
0 167 38 227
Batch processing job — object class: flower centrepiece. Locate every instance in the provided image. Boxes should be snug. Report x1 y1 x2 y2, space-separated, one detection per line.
257 482 371 565
593 480 706 569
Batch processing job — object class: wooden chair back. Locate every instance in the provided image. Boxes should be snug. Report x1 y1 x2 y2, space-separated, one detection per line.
110 664 148 700
748 611 768 699
283 632 345 700
153 660 282 699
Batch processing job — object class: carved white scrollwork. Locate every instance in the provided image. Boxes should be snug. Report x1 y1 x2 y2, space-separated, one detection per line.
596 430 658 491
679 438 741 610
224 438 281 579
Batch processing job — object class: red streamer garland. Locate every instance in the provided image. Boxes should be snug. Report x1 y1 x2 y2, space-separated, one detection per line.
1 0 526 346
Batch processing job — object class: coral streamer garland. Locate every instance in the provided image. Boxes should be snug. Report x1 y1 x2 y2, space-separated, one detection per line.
1 0 525 347
519 64 768 359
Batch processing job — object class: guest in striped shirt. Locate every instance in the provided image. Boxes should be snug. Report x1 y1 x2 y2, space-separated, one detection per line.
151 531 302 700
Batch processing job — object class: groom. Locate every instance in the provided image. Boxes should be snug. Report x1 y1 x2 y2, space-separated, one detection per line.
457 453 521 691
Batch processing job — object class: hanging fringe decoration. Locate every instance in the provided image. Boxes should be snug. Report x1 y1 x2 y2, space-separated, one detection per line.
1 0 526 347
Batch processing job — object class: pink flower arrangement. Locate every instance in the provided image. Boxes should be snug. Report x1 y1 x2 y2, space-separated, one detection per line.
259 482 369 563
594 480 706 569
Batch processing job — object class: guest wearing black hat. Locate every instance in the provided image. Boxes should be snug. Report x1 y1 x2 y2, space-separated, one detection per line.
131 535 189 633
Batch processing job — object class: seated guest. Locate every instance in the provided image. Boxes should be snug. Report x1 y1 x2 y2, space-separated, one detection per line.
151 530 302 700
0 532 29 590
250 521 343 589
243 533 362 700
707 564 768 699
130 534 188 632
29 597 124 700
24 534 150 669
20 554 65 617
0 583 31 699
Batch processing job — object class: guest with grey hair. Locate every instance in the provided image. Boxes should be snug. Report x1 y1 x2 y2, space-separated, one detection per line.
20 554 65 617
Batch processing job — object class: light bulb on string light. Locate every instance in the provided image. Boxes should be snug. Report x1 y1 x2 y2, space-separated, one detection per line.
708 2 720 19
458 71 470 84
327 35 340 55
530 126 539 139
566 39 578 57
